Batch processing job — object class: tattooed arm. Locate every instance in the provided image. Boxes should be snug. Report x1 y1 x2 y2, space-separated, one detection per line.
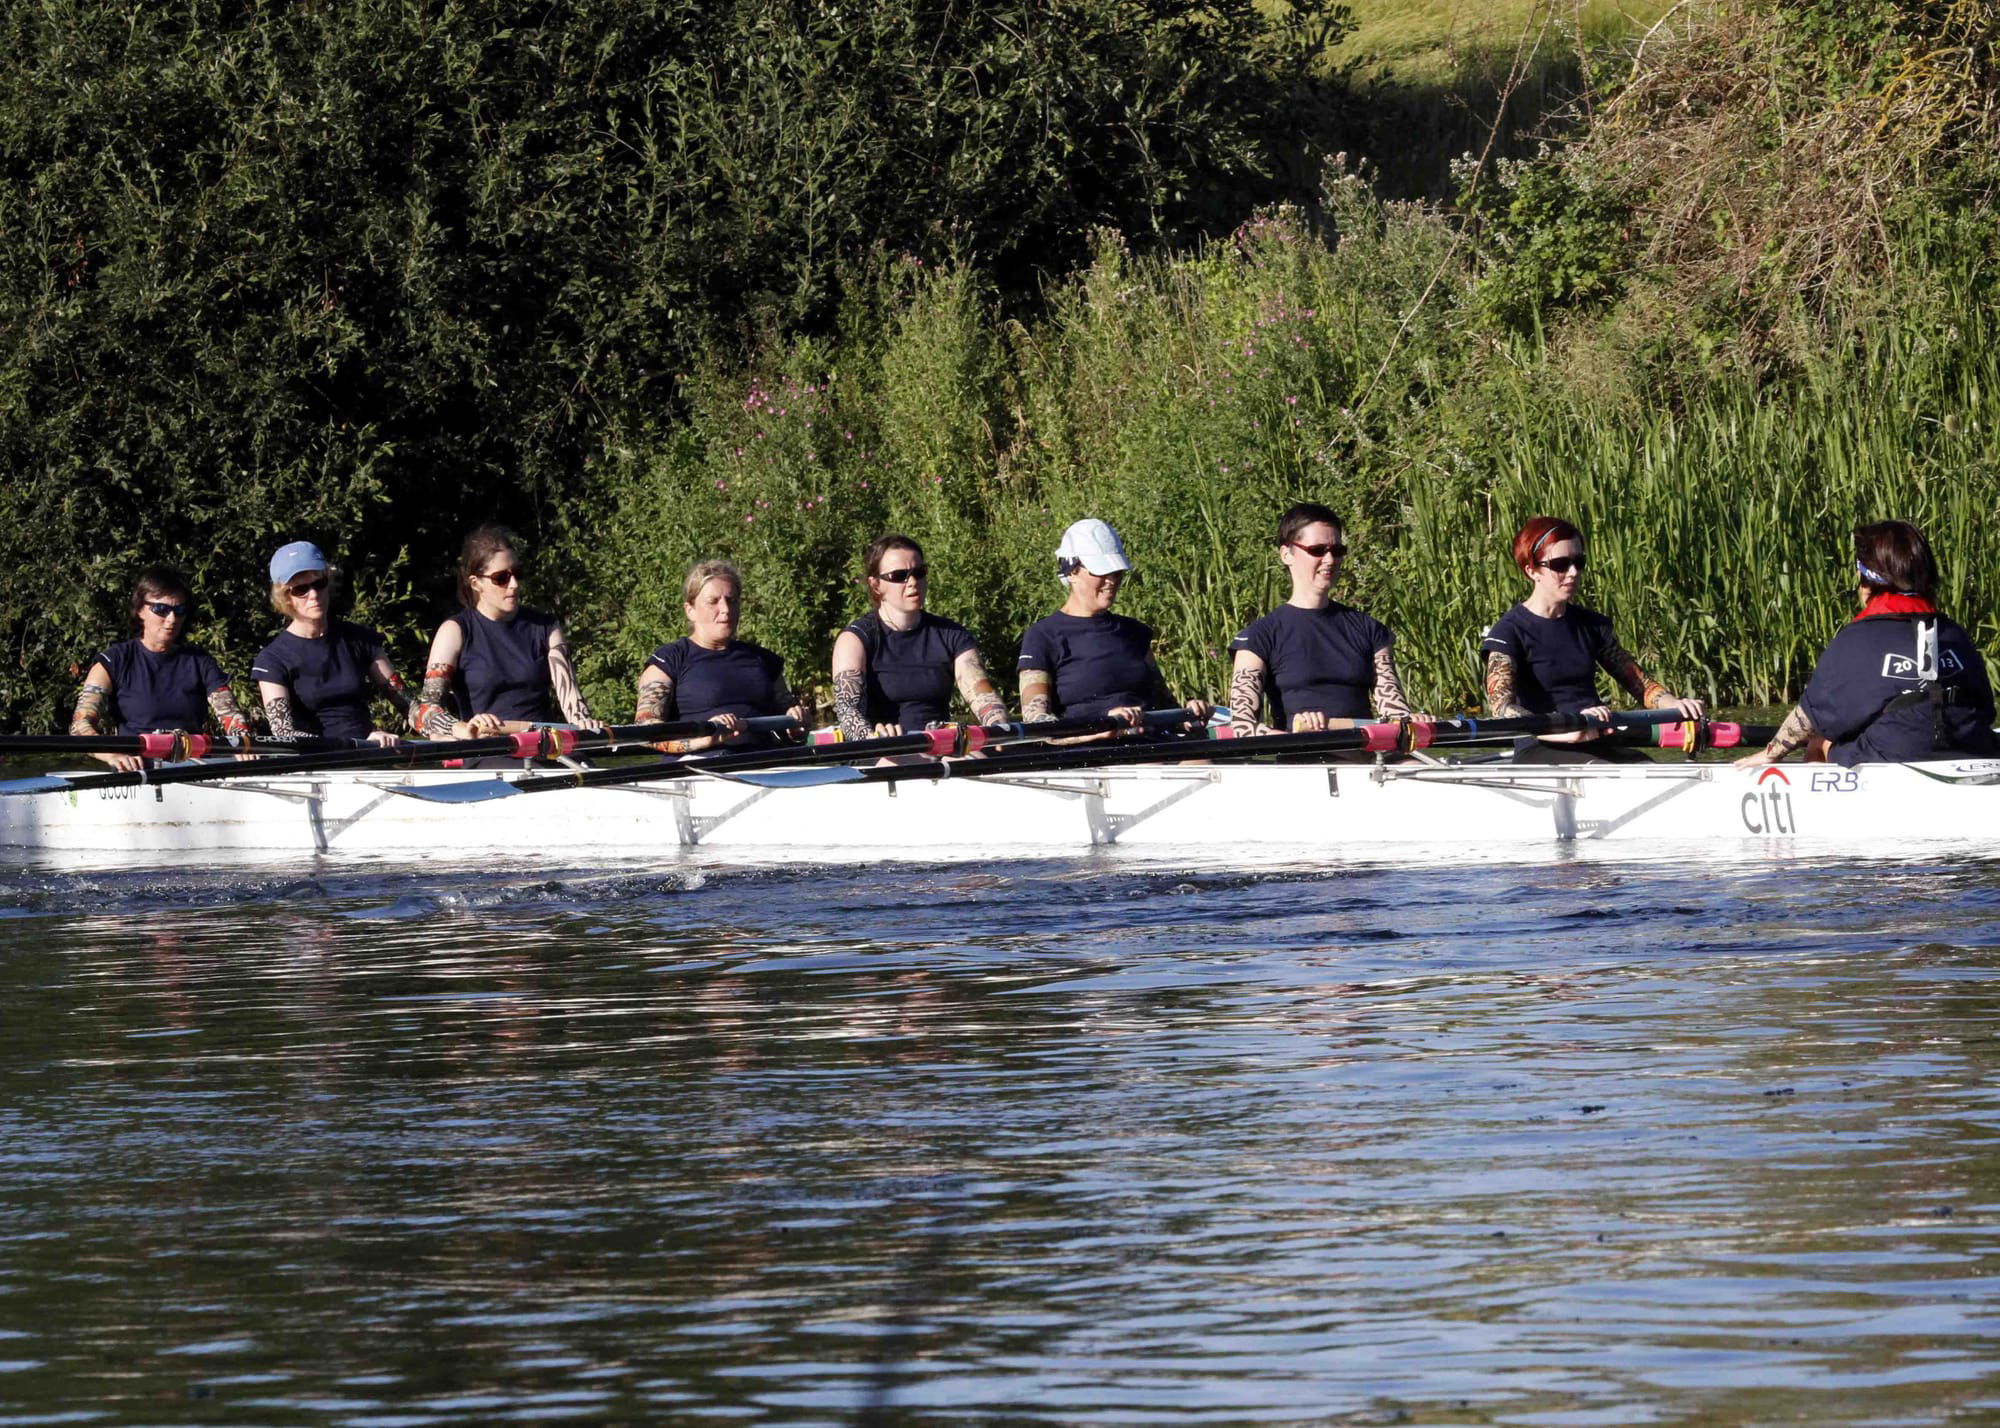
635 670 709 752
72 663 137 770
1484 651 1528 719
368 661 417 740
1019 670 1055 723
1735 703 1819 767
257 682 301 740
1370 646 1414 720
1229 650 1268 735
831 631 872 741
953 649 1010 727
415 620 475 738
546 626 600 730
207 684 253 757
635 669 673 724
70 665 112 737
1600 635 1705 719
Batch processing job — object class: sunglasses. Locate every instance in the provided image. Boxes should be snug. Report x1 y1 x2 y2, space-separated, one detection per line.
1288 541 1348 559
875 565 929 584
287 576 329 597
147 602 188 618
479 568 523 586
1539 555 1586 574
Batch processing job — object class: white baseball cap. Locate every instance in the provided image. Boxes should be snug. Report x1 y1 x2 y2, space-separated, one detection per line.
1056 518 1131 577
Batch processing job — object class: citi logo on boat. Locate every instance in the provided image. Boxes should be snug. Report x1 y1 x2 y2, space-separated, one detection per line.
1741 766 1797 835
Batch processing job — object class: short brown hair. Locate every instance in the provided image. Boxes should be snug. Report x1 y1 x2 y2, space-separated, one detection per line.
129 565 193 629
1511 516 1583 573
683 558 743 606
1854 520 1937 599
1277 502 1341 548
457 524 520 607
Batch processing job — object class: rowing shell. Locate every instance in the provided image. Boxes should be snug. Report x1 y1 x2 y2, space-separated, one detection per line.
2 756 1997 864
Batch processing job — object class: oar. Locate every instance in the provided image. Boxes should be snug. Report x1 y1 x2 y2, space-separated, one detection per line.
723 709 1697 789
0 731 377 758
384 709 1203 805
0 715 799 798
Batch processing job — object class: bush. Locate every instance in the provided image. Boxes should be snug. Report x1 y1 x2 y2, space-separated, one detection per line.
0 0 1351 729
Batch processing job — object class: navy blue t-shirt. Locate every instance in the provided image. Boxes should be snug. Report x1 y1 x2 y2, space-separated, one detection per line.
646 638 788 722
450 607 560 723
1229 602 1391 725
97 639 231 735
1800 611 1998 765
1480 603 1622 715
1017 611 1157 720
252 620 387 740
844 611 977 732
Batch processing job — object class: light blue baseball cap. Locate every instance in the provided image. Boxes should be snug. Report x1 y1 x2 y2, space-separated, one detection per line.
269 540 330 585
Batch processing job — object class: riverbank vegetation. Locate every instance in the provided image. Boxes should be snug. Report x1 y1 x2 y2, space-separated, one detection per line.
2 0 1995 727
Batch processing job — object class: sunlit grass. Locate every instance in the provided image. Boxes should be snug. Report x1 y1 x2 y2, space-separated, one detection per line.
1339 0 1674 79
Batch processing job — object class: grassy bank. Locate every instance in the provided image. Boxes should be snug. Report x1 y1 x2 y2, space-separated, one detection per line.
1342 0 1672 79
571 194 2000 719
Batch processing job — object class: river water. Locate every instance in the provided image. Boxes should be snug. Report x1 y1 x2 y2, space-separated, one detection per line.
1 851 1996 1425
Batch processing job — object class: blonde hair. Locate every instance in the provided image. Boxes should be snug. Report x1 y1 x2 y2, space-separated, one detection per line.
683 558 743 606
269 566 339 618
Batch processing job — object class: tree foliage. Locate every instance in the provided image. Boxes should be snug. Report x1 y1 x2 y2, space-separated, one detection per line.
0 0 1350 727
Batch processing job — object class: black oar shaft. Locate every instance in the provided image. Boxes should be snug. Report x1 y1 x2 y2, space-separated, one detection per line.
1 715 799 796
496 710 1198 796
797 711 1682 787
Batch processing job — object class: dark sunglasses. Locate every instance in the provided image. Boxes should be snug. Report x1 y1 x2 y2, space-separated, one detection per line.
875 565 929 584
287 576 329 597
1540 555 1586 575
1288 541 1348 559
479 568 523 586
146 602 189 619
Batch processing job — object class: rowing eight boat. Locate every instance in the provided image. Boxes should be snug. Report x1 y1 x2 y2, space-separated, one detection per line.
3 750 1995 862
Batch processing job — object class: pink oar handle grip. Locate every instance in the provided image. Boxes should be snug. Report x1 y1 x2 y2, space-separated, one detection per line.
1656 721 1741 750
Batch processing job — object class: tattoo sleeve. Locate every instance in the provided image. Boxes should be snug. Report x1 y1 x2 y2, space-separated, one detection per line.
1371 647 1413 719
209 687 250 740
264 694 298 739
1761 704 1818 759
1484 652 1526 719
373 667 417 722
1600 637 1669 707
70 683 110 737
955 651 1009 726
547 641 594 726
635 672 672 724
1229 662 1264 733
1020 671 1054 723
415 661 457 738
833 668 869 741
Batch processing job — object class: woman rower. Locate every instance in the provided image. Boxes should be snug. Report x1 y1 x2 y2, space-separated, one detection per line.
1228 502 1411 734
414 524 599 739
1737 520 1997 767
70 566 252 771
1017 518 1211 732
831 534 1009 740
1481 515 1703 761
251 541 412 747
635 559 808 750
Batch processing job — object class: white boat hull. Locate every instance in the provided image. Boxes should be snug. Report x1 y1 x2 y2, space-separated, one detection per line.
3 756 1998 865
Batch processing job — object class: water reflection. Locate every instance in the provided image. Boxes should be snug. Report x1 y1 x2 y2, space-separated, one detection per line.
0 858 1996 1422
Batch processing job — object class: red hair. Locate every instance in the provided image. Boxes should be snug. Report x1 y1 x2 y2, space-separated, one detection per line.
1511 516 1583 573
